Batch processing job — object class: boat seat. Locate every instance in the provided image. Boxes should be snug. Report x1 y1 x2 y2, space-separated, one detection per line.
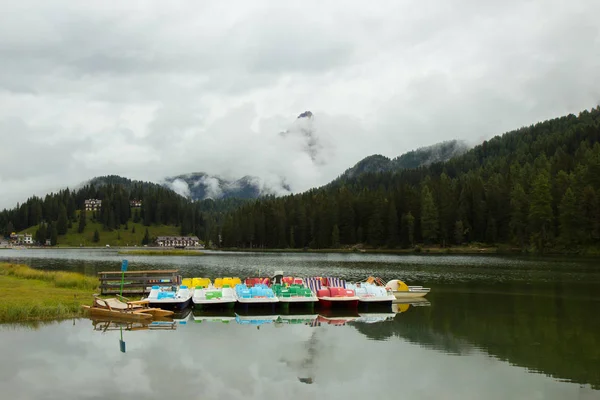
93 295 148 311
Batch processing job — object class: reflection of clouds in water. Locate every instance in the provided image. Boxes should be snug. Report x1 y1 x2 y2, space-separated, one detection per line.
0 319 594 400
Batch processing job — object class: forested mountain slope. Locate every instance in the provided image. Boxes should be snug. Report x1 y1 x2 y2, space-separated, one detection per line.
220 106 600 252
334 140 469 182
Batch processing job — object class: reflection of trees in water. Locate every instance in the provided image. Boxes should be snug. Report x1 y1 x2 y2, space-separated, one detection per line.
352 285 600 390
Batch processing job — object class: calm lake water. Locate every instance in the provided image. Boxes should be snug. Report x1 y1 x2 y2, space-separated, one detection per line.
1 249 599 399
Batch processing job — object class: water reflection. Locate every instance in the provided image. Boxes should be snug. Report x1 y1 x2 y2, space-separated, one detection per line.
1 298 598 399
184 299 426 328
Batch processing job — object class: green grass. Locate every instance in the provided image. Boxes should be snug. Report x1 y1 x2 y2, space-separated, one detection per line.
117 249 204 256
20 211 183 247
0 263 98 323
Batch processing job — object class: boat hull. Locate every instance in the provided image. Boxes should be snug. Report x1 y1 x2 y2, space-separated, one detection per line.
236 297 279 305
317 296 359 309
357 298 394 311
277 296 318 303
192 298 236 309
81 305 154 321
385 279 430 298
392 291 429 298
148 298 192 311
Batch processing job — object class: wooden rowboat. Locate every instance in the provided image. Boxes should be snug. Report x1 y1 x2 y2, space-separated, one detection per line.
81 305 154 321
82 295 175 321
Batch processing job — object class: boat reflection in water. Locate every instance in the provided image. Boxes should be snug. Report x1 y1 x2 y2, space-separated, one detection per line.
88 297 432 330
171 308 192 325
90 317 178 332
191 309 236 324
89 316 178 354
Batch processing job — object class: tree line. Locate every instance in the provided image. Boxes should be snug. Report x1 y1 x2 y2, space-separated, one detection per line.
219 106 600 252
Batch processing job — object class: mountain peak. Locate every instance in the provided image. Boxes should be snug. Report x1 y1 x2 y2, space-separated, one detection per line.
297 111 313 119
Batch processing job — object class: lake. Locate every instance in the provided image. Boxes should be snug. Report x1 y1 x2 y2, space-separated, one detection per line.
0 249 599 399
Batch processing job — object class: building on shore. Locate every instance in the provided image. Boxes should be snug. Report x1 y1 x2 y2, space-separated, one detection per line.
155 236 203 248
9 233 33 245
84 199 102 211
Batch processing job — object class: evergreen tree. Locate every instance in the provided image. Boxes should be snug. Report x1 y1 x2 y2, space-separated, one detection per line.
387 201 400 248
559 188 579 247
142 228 150 245
78 210 86 233
367 208 384 247
485 217 497 244
337 188 356 244
108 208 116 231
529 172 554 251
421 186 439 244
50 222 58 246
57 204 68 235
93 229 100 243
35 223 47 244
509 184 529 249
401 212 415 247
454 220 464 245
580 186 599 243
4 221 15 237
356 226 364 243
438 173 456 246
331 224 340 248
289 226 295 249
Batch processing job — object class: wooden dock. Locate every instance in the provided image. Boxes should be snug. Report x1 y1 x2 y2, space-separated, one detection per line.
98 269 182 295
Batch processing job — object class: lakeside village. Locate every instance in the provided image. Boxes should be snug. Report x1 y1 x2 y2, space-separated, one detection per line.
0 198 205 250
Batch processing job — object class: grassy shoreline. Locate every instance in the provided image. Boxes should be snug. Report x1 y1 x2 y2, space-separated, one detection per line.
0 263 98 323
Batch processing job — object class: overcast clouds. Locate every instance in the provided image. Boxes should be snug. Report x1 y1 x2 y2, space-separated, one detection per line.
1 0 599 209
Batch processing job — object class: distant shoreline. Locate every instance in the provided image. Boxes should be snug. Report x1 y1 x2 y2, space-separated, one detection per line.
217 246 507 255
2 244 599 257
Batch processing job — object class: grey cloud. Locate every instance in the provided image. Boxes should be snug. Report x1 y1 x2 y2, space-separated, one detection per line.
1 0 599 209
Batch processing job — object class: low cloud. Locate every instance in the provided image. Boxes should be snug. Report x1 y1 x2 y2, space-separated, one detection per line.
166 179 191 198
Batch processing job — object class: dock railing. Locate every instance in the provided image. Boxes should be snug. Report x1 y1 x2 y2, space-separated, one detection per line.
98 269 181 295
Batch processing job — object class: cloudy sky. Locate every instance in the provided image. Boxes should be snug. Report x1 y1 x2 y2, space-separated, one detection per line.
1 0 599 209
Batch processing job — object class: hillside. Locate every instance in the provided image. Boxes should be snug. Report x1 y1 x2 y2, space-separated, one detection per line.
220 106 600 253
17 212 183 247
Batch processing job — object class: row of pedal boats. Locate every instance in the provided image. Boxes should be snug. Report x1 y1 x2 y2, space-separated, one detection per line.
143 272 430 311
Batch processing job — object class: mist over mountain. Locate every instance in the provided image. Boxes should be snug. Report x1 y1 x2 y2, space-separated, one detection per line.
162 140 470 202
337 139 470 181
279 111 325 164
162 172 291 201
